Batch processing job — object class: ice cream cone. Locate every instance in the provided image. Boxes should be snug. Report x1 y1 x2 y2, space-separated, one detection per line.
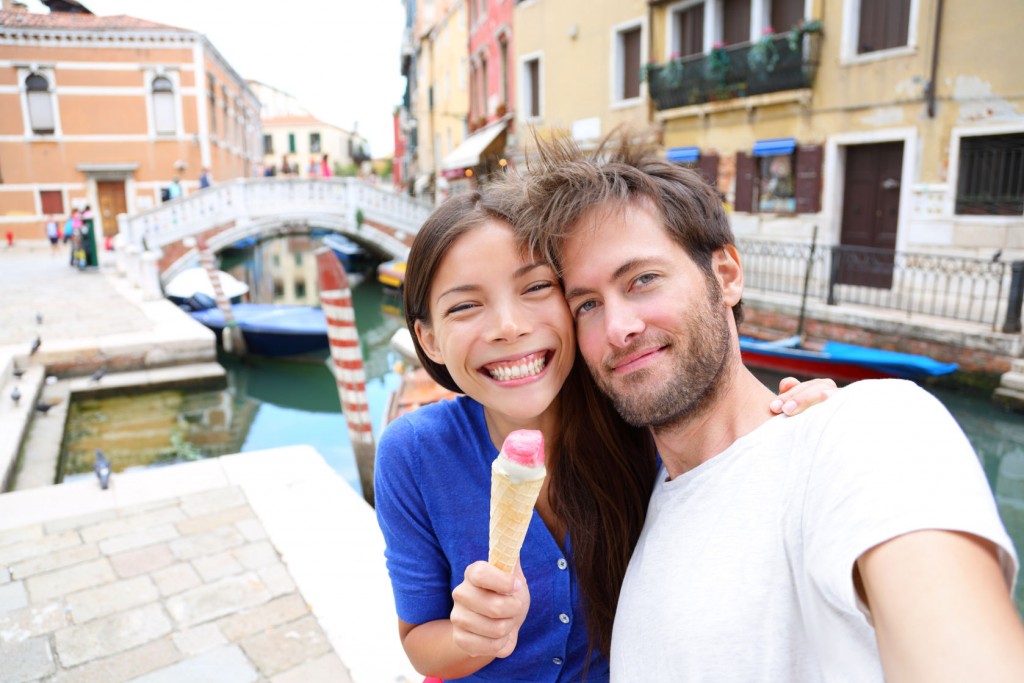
488 430 546 573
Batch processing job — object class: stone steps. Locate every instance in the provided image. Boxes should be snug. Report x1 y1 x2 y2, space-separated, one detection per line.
994 358 1024 412
0 362 45 491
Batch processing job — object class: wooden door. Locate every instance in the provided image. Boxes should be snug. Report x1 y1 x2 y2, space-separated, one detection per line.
838 142 902 288
97 181 127 237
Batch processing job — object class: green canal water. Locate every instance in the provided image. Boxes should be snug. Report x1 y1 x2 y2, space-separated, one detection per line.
60 235 1024 615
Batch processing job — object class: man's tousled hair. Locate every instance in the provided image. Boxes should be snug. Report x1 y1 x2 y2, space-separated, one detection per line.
513 128 743 324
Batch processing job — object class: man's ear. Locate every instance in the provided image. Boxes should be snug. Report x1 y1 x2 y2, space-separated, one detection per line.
414 319 444 365
714 245 744 307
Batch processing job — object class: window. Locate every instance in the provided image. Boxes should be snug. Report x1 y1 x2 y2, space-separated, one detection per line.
221 86 230 143
734 143 821 214
499 37 510 108
955 133 1024 215
151 76 176 135
288 133 296 154
263 134 274 154
771 0 804 34
26 73 55 134
207 74 217 136
858 0 910 54
310 132 321 153
480 55 488 117
39 189 63 215
757 154 796 212
616 25 643 101
721 0 751 44
671 2 705 58
522 56 541 119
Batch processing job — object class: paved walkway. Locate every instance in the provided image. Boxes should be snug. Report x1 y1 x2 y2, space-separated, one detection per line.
0 447 418 683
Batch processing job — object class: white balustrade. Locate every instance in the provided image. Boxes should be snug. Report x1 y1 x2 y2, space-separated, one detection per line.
119 178 432 259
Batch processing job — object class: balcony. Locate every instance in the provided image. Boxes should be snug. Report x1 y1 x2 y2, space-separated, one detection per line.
646 29 821 111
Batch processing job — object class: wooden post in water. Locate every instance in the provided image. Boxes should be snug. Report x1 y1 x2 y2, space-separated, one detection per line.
196 235 246 355
316 247 376 506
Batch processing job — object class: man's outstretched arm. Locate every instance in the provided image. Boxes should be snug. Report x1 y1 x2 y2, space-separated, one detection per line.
858 529 1024 682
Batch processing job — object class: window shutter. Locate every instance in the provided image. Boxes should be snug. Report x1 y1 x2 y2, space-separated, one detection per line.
734 152 755 212
697 153 719 188
154 91 176 134
28 91 55 134
794 144 822 213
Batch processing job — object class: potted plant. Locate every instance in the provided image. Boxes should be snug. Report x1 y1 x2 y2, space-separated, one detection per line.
748 26 780 74
705 42 731 85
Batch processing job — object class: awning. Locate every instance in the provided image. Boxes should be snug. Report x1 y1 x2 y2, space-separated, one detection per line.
752 138 796 157
667 146 699 163
440 122 508 171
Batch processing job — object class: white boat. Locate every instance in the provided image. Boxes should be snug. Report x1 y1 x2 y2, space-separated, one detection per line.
164 267 249 303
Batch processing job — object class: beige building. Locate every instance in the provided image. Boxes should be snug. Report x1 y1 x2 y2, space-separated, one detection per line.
647 0 1024 259
511 0 650 154
249 80 370 179
0 3 261 243
406 0 469 199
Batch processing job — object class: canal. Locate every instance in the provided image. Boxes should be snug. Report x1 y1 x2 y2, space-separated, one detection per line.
60 234 1024 614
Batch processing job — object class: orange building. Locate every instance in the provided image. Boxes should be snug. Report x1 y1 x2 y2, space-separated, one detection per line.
0 3 260 243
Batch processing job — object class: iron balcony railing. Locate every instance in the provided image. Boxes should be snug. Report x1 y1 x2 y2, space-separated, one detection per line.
646 31 820 110
738 239 1024 333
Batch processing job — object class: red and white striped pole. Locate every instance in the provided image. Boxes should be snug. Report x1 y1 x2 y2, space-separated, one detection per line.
316 246 376 506
196 235 247 355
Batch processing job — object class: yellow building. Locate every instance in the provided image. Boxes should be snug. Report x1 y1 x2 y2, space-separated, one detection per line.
249 81 370 179
646 0 1024 258
407 0 469 201
511 0 650 154
0 3 260 243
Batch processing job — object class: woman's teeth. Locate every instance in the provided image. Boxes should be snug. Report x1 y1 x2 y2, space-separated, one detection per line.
487 354 547 381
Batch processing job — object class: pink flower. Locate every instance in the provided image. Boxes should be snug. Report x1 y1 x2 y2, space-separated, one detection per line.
762 25 775 35
670 51 681 60
712 41 726 49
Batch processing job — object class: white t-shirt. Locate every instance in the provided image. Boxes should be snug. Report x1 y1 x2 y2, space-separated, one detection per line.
610 379 1017 682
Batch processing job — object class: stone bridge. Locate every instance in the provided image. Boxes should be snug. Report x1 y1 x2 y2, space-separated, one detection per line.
115 177 433 292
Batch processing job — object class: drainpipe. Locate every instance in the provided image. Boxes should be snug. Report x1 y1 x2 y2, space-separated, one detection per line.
926 0 944 118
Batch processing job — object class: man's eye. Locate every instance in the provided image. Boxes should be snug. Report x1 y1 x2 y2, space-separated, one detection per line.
634 273 658 287
574 300 597 317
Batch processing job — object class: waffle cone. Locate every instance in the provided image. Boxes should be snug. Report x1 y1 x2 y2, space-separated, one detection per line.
488 470 544 573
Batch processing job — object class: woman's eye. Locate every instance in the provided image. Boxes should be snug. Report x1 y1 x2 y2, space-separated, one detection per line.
526 281 554 294
446 302 476 316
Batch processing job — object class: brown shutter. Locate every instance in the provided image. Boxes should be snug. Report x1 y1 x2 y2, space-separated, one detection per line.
697 153 719 187
622 27 642 99
794 144 822 214
722 0 752 45
734 152 755 212
39 190 64 215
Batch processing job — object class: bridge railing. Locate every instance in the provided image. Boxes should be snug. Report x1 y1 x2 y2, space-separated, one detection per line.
120 177 433 251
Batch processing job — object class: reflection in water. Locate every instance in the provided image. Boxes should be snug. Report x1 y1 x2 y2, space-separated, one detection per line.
62 235 403 497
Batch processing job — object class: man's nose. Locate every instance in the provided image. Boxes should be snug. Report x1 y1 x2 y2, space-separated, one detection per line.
604 299 644 347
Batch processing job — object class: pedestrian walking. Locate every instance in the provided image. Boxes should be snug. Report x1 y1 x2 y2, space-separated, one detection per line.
45 215 59 254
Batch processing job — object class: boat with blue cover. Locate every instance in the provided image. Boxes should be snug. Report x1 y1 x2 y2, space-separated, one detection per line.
187 299 328 359
739 335 959 384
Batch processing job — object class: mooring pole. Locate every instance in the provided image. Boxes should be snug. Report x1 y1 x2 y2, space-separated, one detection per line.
797 225 818 340
316 247 376 506
196 235 246 355
1003 261 1024 334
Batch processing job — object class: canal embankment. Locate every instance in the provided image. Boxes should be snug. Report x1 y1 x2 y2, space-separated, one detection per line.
0 241 222 491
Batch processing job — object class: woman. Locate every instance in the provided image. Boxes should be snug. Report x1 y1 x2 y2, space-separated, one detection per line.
375 190 835 682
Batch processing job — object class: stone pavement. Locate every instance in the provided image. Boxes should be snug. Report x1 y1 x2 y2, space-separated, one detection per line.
0 447 418 683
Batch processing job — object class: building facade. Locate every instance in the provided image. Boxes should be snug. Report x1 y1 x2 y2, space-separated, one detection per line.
0 4 260 243
511 0 650 155
647 0 1024 259
249 80 370 180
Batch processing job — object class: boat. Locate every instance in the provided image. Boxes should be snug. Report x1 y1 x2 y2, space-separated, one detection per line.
188 302 328 359
164 267 249 305
377 259 406 290
384 366 459 425
739 335 959 384
322 233 372 271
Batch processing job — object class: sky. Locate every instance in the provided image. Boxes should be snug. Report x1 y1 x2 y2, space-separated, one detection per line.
23 0 407 157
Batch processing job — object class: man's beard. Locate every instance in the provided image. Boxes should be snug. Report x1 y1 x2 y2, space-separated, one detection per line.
593 283 732 429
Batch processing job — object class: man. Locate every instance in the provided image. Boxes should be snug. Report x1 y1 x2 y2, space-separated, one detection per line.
518 134 1024 681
